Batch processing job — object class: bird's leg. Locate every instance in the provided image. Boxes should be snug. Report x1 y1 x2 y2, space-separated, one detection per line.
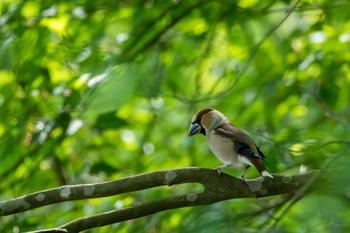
240 167 249 184
214 164 229 176
215 167 222 176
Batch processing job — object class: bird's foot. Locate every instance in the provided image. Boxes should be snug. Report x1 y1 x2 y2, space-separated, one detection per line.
240 176 247 185
214 167 222 176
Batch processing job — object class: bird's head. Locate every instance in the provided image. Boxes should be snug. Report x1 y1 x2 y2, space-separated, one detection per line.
188 108 225 137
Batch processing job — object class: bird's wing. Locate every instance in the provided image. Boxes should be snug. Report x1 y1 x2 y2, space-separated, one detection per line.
235 142 264 160
215 125 267 171
214 124 261 156
256 145 267 160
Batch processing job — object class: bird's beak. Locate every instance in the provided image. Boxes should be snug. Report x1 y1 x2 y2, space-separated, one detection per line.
188 122 202 137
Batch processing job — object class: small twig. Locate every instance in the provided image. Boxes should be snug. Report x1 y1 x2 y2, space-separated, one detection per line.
264 145 348 231
266 170 320 232
222 0 302 94
26 229 68 233
166 0 302 104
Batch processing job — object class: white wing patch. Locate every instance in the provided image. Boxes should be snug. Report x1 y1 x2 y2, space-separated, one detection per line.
239 156 253 166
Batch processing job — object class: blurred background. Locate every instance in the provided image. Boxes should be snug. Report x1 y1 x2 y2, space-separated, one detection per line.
1 0 350 232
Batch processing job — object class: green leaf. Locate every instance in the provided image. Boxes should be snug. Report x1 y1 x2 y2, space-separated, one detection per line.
83 64 137 123
93 111 128 131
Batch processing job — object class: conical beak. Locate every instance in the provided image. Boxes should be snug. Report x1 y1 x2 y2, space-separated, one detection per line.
188 122 202 137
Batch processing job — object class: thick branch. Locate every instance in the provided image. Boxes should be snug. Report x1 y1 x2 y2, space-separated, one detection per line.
63 170 320 232
1 168 319 217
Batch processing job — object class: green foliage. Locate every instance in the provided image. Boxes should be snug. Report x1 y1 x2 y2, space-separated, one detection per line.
1 0 350 232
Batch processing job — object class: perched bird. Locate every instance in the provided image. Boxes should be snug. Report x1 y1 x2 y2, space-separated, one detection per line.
188 108 273 182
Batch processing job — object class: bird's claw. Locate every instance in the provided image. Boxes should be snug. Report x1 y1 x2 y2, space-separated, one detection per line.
214 167 222 176
240 176 247 185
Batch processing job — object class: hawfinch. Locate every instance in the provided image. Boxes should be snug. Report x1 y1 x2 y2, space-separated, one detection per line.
188 108 273 182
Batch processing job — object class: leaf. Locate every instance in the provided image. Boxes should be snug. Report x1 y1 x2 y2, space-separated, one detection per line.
90 161 119 176
93 111 127 131
83 64 137 123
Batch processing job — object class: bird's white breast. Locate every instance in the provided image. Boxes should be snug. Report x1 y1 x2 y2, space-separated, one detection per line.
206 130 250 169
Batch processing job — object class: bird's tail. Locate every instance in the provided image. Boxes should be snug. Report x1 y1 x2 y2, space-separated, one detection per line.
261 170 273 178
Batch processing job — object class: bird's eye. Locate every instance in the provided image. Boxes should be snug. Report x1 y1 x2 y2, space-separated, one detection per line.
197 115 202 122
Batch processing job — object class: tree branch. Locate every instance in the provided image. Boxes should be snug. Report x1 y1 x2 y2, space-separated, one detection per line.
0 168 321 233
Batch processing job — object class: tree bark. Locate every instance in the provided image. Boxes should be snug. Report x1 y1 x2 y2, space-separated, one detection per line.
0 168 320 233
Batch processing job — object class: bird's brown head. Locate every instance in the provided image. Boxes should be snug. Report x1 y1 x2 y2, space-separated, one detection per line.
187 108 217 137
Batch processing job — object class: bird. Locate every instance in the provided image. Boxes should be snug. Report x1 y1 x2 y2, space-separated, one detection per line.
187 108 273 182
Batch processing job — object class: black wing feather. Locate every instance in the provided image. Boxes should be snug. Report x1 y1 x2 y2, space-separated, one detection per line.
235 142 264 159
256 145 267 160
215 125 266 160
